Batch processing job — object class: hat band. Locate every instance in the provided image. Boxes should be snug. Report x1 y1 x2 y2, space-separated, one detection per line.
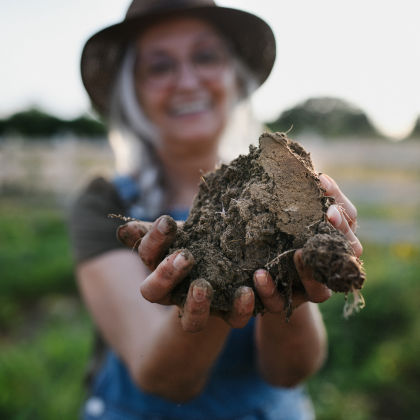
126 0 216 19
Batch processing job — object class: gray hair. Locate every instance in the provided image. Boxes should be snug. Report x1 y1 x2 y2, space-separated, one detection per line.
108 44 263 220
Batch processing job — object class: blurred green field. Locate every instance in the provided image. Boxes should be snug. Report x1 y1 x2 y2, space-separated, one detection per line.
1 198 419 420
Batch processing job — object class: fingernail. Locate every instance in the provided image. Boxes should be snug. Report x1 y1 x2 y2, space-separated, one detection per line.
157 217 168 234
319 175 331 191
327 205 342 226
255 272 268 287
173 252 188 270
193 286 208 302
239 288 252 305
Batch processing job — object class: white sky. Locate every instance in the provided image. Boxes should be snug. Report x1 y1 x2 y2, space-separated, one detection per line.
1 0 419 138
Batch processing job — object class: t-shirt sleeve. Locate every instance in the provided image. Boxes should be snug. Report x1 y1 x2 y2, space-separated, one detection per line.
69 177 128 263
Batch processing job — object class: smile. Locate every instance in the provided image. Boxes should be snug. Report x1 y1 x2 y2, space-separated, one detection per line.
170 100 211 117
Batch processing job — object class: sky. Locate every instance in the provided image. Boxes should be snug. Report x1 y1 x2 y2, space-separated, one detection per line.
1 0 419 138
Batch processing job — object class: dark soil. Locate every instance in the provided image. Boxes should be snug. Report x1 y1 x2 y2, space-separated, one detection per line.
169 132 365 317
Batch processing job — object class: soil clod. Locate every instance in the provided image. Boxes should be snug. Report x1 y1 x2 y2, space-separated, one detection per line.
169 132 365 316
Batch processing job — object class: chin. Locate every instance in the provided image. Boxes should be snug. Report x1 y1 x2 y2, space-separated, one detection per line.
170 121 224 146
175 130 219 146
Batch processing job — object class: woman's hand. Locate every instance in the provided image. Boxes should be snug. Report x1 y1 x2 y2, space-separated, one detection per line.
319 174 362 258
254 173 362 312
120 174 361 332
120 215 255 333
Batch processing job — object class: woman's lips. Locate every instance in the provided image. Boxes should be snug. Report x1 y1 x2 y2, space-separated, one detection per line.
169 99 211 117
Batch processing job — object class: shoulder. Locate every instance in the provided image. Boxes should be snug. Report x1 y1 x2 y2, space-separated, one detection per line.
69 177 127 263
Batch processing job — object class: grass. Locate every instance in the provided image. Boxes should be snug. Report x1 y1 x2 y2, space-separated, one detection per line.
354 203 420 222
0 300 92 420
0 200 75 307
309 243 420 420
1 199 420 419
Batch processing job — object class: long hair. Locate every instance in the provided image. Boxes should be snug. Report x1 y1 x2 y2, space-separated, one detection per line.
108 43 263 220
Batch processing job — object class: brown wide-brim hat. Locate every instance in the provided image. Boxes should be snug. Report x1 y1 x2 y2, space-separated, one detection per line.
81 0 276 115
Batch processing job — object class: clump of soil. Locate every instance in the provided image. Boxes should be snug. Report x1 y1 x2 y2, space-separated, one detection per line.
169 132 365 318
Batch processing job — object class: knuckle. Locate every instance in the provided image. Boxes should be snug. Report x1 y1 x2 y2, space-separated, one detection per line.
310 292 330 304
341 222 351 236
138 248 154 268
147 231 166 250
140 282 157 303
354 242 363 258
264 300 284 313
229 318 249 329
188 304 208 317
308 285 331 303
156 263 176 284
350 203 357 219
182 318 205 333
328 180 340 198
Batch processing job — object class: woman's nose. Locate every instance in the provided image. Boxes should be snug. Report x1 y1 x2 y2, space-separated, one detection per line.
175 61 201 90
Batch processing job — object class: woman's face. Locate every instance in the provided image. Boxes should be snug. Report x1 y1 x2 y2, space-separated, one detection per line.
134 17 237 150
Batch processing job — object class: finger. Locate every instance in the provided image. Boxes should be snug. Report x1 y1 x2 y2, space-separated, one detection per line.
117 221 151 249
253 269 285 313
138 215 178 271
294 249 332 303
320 174 357 232
181 279 213 333
140 249 194 305
224 286 254 329
326 205 363 258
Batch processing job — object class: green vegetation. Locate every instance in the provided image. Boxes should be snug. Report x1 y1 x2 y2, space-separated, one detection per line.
0 306 91 420
0 202 75 308
0 108 106 138
1 199 419 419
406 115 420 140
309 242 420 420
267 97 382 139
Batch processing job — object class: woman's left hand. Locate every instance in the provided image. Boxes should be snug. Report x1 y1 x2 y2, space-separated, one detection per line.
253 173 362 312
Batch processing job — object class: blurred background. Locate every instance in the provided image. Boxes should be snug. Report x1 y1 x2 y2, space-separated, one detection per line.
1 1 419 419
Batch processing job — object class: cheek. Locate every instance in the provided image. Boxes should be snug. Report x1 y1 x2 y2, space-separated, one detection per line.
215 72 238 112
135 85 166 125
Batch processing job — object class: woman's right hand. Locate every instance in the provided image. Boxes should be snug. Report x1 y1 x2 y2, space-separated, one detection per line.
118 215 256 333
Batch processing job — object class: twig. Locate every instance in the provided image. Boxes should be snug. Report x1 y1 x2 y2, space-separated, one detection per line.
266 249 297 268
306 218 323 230
200 170 209 190
200 176 209 190
108 214 138 222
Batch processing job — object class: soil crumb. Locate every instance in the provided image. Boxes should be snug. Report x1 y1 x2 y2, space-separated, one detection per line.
169 132 365 317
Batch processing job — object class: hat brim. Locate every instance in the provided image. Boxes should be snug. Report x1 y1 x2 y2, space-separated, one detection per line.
81 6 276 115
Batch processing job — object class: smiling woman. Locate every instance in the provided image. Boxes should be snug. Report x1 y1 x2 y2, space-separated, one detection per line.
68 1 362 419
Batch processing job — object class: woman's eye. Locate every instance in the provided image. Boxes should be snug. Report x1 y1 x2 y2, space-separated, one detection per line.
193 49 224 67
144 60 174 77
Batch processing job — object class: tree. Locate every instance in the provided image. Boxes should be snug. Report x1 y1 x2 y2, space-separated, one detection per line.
267 97 381 139
406 116 420 139
0 108 106 138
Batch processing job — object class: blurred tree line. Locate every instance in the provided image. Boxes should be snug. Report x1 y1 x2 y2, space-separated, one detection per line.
0 108 106 138
407 116 420 139
1 99 419 139
267 97 384 139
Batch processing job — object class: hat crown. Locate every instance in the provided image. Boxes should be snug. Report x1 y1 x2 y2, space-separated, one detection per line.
126 0 216 20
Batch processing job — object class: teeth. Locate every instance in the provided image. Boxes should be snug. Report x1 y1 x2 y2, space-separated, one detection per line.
172 100 210 116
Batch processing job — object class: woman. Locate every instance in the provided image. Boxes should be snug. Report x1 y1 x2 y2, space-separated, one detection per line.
71 1 362 419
